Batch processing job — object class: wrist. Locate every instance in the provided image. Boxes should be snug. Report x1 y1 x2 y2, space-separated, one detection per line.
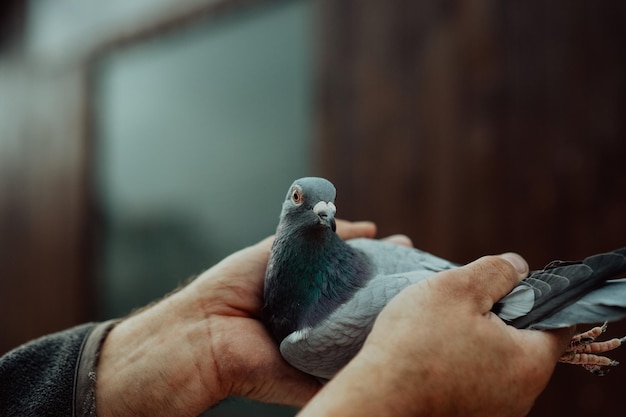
95 289 225 417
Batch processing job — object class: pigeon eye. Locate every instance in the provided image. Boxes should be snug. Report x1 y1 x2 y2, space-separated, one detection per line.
291 188 303 205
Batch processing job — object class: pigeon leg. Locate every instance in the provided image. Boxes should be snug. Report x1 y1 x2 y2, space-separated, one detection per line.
558 322 626 376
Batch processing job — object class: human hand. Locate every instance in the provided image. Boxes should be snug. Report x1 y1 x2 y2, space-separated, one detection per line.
298 253 573 417
95 220 389 416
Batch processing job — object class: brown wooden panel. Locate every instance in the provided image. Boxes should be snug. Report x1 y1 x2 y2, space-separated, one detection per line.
0 66 92 354
316 1 626 415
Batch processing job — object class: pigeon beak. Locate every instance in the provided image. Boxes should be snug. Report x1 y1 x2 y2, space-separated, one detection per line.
313 201 337 232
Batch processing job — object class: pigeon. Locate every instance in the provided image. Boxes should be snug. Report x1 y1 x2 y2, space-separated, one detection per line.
262 177 626 379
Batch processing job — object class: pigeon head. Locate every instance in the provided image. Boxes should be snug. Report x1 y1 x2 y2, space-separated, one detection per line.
279 177 337 232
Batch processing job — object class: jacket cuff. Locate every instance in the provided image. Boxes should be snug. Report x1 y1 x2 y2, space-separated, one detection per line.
73 319 119 417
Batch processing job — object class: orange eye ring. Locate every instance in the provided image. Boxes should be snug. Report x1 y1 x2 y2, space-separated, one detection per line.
291 187 304 205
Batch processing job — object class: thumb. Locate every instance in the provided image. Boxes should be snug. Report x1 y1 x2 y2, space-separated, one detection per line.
446 252 529 313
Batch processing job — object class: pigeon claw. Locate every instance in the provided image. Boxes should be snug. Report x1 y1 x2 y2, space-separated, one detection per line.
558 322 625 376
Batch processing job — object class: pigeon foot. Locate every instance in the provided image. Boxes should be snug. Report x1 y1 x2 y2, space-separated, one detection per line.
558 322 625 376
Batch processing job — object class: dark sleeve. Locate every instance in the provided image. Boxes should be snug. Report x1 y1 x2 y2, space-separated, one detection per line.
0 320 118 417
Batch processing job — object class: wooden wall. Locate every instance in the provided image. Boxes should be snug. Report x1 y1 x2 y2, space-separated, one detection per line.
316 1 626 416
0 62 92 354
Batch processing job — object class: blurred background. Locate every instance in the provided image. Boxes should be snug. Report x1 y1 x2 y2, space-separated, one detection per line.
1 0 625 416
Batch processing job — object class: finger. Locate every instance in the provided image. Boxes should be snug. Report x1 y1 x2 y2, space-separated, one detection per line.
259 363 322 407
250 353 322 406
517 326 576 364
448 253 529 312
544 326 577 359
336 220 377 240
499 252 529 277
254 235 275 252
382 234 413 247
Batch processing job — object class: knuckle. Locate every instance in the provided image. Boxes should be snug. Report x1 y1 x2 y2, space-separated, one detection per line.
478 255 517 279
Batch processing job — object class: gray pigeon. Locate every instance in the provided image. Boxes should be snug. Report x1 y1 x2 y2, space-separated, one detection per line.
262 177 626 379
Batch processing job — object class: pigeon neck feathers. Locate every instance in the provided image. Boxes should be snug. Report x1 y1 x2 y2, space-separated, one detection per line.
263 219 371 342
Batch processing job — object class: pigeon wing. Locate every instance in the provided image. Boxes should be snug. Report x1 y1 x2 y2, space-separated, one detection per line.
347 238 459 274
280 269 436 379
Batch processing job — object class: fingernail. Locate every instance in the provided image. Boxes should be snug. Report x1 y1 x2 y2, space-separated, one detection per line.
499 252 529 275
